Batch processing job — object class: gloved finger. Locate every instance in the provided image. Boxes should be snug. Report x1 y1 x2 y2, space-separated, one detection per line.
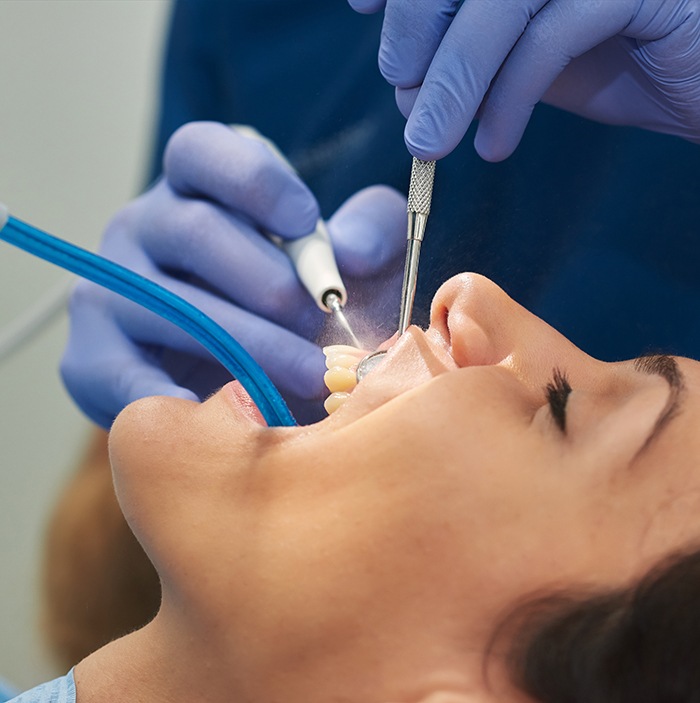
107 188 321 338
164 121 320 238
327 185 406 278
403 0 548 160
395 86 420 120
61 294 199 428
347 0 386 13
378 0 462 88
474 0 637 161
98 265 327 402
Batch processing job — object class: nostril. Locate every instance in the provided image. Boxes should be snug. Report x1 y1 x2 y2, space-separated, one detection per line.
446 307 498 368
429 291 457 353
428 296 452 351
439 301 451 344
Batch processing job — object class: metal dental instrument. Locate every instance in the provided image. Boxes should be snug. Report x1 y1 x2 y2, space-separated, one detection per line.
234 125 361 348
355 157 436 382
323 289 361 348
399 157 436 335
355 349 387 382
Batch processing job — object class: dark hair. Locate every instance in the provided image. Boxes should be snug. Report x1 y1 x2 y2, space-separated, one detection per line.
503 547 700 703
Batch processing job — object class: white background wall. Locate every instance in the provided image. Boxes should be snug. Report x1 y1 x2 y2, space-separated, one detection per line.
0 0 170 690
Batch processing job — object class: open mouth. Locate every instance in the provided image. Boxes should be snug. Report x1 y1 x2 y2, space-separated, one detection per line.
321 328 458 421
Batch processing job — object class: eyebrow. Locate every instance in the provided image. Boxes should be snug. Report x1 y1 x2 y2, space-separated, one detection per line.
632 354 686 456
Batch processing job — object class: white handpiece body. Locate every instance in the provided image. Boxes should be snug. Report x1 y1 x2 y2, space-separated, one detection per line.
233 125 347 311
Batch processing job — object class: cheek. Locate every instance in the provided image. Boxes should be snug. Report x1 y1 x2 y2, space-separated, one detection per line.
391 385 609 585
332 391 542 578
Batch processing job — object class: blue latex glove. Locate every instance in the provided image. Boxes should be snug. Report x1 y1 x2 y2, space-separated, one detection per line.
61 122 406 427
348 0 700 161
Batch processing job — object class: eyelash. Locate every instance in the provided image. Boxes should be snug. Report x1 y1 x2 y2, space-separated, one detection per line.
545 368 572 433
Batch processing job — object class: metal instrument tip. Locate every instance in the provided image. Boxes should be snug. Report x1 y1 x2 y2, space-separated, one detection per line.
355 349 387 382
324 290 361 348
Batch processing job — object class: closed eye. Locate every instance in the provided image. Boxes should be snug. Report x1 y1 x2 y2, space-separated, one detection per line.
546 368 572 433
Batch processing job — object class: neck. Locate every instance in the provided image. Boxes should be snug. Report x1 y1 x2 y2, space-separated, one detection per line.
74 612 233 703
73 600 519 703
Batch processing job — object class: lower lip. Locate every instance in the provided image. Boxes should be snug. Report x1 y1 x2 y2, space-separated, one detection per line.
222 381 268 426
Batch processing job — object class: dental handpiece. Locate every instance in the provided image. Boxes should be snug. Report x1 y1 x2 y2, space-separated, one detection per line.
282 218 360 348
233 126 361 348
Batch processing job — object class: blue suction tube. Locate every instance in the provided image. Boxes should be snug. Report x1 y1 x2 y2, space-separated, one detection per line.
0 205 297 427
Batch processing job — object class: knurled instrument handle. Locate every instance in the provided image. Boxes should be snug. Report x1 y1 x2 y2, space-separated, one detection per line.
407 158 436 216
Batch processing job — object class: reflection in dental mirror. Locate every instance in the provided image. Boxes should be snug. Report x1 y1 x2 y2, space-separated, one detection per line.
355 348 388 382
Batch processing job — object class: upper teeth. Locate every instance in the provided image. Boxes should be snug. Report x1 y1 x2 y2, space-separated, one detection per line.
322 345 368 414
323 366 357 393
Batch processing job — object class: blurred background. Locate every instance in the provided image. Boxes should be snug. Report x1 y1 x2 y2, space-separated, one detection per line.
0 0 170 689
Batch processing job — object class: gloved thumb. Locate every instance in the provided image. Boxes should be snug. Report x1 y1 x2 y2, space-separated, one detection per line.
327 185 406 277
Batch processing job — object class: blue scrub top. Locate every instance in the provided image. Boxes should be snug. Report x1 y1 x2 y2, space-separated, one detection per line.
151 0 700 363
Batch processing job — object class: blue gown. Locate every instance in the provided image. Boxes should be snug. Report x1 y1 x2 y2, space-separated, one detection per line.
2 671 74 703
150 0 700 362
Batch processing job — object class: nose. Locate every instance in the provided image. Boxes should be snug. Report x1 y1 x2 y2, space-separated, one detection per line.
430 273 588 386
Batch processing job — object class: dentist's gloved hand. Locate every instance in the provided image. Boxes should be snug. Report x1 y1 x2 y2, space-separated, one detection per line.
61 122 406 428
348 0 700 161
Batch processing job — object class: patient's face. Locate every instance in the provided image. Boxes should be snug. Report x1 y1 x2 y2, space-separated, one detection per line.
109 273 700 694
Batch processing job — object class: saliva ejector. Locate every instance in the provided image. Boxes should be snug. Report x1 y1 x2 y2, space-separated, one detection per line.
0 203 296 427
